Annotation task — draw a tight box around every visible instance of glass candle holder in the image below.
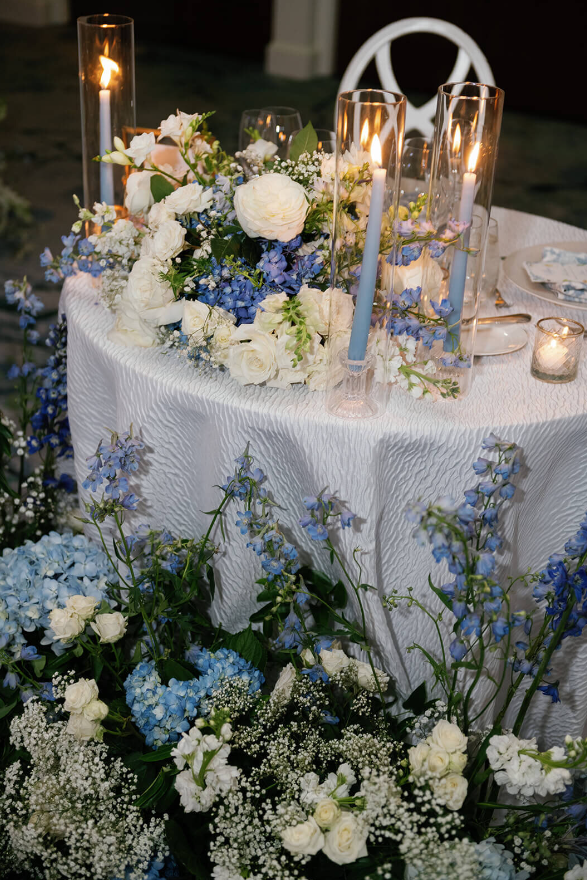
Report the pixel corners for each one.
[327,89,406,419]
[531,317,584,383]
[421,82,504,397]
[78,14,135,211]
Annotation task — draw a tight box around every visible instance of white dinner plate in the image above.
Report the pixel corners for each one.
[502,240,587,312]
[475,323,528,357]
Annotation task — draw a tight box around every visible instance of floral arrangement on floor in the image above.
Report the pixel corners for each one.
[41,111,470,398]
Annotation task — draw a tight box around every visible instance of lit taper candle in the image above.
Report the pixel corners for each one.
[98,55,118,205]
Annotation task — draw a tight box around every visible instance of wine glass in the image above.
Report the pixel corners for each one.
[260,106,303,158]
[287,128,336,157]
[238,109,268,152]
[400,136,431,207]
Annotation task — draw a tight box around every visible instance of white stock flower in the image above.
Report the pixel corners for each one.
[253,292,287,333]
[429,720,468,754]
[148,200,176,229]
[313,797,340,829]
[280,816,324,856]
[126,131,156,166]
[565,862,587,880]
[234,173,308,242]
[297,285,353,336]
[271,663,297,701]
[352,659,389,693]
[408,742,430,775]
[322,813,368,865]
[48,607,84,642]
[306,330,351,391]
[66,712,101,742]
[125,170,155,216]
[91,611,127,644]
[64,678,99,713]
[227,325,278,385]
[319,648,350,677]
[164,182,214,216]
[431,773,468,810]
[82,699,109,722]
[65,594,98,621]
[150,219,186,261]
[247,138,278,162]
[299,772,321,805]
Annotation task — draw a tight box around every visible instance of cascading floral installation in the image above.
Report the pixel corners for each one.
[41,111,470,398]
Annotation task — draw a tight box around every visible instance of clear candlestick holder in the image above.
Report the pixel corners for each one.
[326,353,379,420]
[531,317,584,383]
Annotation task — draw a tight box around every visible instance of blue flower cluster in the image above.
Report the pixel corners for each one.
[299,491,356,542]
[4,278,43,330]
[195,257,267,322]
[407,435,524,662]
[83,430,144,513]
[0,531,113,660]
[40,233,104,284]
[386,285,451,350]
[474,838,522,880]
[27,318,72,460]
[256,236,323,295]
[222,452,267,502]
[125,649,264,748]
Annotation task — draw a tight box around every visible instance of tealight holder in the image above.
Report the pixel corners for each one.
[531,317,584,383]
[77,14,135,211]
[326,89,406,419]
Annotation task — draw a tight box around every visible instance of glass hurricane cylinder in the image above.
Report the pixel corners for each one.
[77,14,135,212]
[531,317,584,383]
[327,89,406,419]
[420,82,504,397]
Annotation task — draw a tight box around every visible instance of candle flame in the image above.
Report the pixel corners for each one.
[453,124,461,154]
[99,55,119,89]
[562,325,570,337]
[468,142,481,173]
[360,119,369,147]
[371,133,382,167]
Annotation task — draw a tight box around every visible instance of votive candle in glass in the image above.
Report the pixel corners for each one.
[531,317,584,383]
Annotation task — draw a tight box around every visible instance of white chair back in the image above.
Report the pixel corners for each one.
[337,17,495,138]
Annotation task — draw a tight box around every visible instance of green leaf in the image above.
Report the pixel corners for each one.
[240,235,261,267]
[428,575,452,611]
[166,819,207,877]
[150,174,175,203]
[249,602,275,624]
[222,625,266,670]
[402,681,427,715]
[72,643,83,657]
[162,658,195,683]
[140,743,174,762]
[0,699,17,721]
[134,769,167,808]
[31,656,47,678]
[210,236,240,263]
[288,121,318,162]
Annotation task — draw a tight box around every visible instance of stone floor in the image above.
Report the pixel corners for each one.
[1,21,586,404]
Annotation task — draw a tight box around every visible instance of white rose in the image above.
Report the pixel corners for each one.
[234,173,308,242]
[82,699,109,722]
[449,751,468,774]
[148,200,176,230]
[281,816,324,856]
[164,182,214,216]
[126,131,156,167]
[66,713,101,742]
[297,286,353,336]
[408,742,430,775]
[319,648,350,677]
[322,813,368,865]
[306,330,351,391]
[426,745,451,777]
[65,594,98,621]
[228,326,278,385]
[109,300,160,348]
[150,219,186,261]
[181,299,219,343]
[64,678,99,713]
[90,611,127,644]
[125,257,174,314]
[247,138,278,162]
[300,648,315,666]
[210,321,236,364]
[386,253,444,298]
[159,111,201,143]
[429,720,468,754]
[431,773,468,810]
[314,798,340,829]
[253,292,288,332]
[272,663,297,701]
[125,170,155,216]
[48,608,84,642]
[147,143,190,179]
[352,659,389,693]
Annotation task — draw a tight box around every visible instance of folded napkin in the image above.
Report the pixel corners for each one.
[524,246,587,301]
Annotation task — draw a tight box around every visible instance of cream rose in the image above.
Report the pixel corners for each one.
[82,699,109,722]
[164,182,214,216]
[90,611,127,644]
[125,170,155,216]
[109,300,160,348]
[182,300,219,343]
[319,648,350,677]
[408,742,430,775]
[67,713,101,742]
[314,798,340,829]
[449,751,468,774]
[150,219,186,261]
[393,253,444,297]
[148,200,176,230]
[48,608,84,642]
[124,257,174,314]
[65,594,98,621]
[426,745,451,777]
[234,173,308,242]
[297,286,353,336]
[281,816,324,856]
[210,321,236,364]
[272,664,297,701]
[64,678,99,713]
[253,292,288,333]
[322,813,368,865]
[228,326,278,385]
[431,773,468,810]
[429,720,468,754]
[352,659,389,693]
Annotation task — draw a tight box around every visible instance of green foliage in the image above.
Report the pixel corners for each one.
[150,174,175,203]
[289,121,318,162]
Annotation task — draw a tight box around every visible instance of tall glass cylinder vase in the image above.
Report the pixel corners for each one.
[77,14,135,212]
[327,89,406,419]
[421,82,504,397]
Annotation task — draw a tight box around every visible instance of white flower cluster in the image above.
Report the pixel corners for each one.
[408,719,469,810]
[301,646,390,693]
[172,718,239,812]
[0,699,167,879]
[62,676,109,741]
[487,732,572,798]
[47,593,126,645]
[566,861,587,880]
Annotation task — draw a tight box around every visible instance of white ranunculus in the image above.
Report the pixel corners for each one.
[429,720,468,754]
[148,200,176,230]
[247,138,278,162]
[164,182,214,216]
[234,173,308,242]
[322,813,368,865]
[352,659,389,693]
[253,292,288,333]
[126,131,156,166]
[150,219,186,261]
[297,286,353,337]
[65,594,98,621]
[314,798,340,829]
[426,745,451,777]
[431,773,468,810]
[82,698,109,722]
[90,611,127,644]
[64,678,99,713]
[319,648,350,677]
[66,712,101,742]
[48,608,84,642]
[408,742,430,775]
[227,326,278,385]
[281,816,324,856]
[272,663,297,701]
[125,170,155,216]
[125,257,174,314]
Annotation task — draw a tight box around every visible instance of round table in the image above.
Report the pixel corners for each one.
[63,206,587,742]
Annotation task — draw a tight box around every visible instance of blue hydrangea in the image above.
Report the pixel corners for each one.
[189,645,265,714]
[474,838,523,880]
[0,531,114,657]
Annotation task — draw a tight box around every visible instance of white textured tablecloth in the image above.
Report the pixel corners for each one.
[63,206,587,743]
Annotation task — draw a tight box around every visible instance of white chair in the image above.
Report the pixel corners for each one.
[337,17,495,138]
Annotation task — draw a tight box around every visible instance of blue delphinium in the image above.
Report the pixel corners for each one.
[27,318,72,460]
[83,428,144,520]
[299,491,356,541]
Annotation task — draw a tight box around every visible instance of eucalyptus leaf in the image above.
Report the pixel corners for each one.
[288,121,318,162]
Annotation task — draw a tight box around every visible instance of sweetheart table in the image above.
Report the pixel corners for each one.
[63,205,587,742]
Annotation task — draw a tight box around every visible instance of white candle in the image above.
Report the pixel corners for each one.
[535,334,569,373]
[99,55,118,206]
